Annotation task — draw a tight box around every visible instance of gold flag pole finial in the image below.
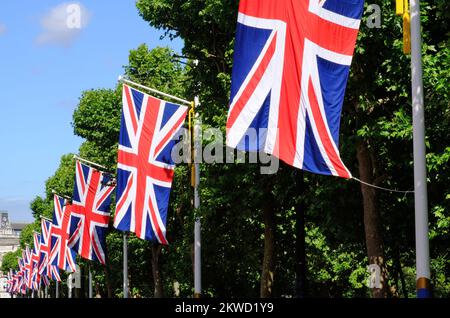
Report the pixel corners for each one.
[396,0,404,16]
[397,0,411,54]
[189,101,196,188]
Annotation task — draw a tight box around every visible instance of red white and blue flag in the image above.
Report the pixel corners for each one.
[30,232,42,290]
[113,84,188,243]
[49,194,77,272]
[5,269,13,293]
[39,218,61,282]
[17,257,26,294]
[226,0,364,178]
[23,245,33,289]
[68,160,115,264]
[12,271,22,295]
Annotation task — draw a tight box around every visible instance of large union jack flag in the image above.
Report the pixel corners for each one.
[49,194,77,273]
[113,84,188,243]
[68,160,115,264]
[226,0,364,178]
[39,218,61,282]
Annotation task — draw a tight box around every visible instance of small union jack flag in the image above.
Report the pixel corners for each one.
[23,245,34,290]
[68,160,115,264]
[12,271,21,294]
[113,84,188,243]
[49,194,77,273]
[17,257,26,294]
[39,218,61,282]
[5,269,13,294]
[15,258,26,293]
[30,232,42,290]
[226,0,364,178]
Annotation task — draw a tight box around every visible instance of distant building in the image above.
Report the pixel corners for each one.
[0,211,29,298]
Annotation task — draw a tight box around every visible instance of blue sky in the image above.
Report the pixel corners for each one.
[0,1,183,222]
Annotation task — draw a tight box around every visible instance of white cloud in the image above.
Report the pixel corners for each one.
[0,23,6,35]
[35,2,92,47]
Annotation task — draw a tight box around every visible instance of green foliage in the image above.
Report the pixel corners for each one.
[30,195,52,220]
[125,45,186,97]
[45,154,77,198]
[72,88,121,150]
[1,249,22,272]
[19,224,39,248]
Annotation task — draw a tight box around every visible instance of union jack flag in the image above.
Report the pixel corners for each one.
[12,271,21,294]
[17,257,26,294]
[39,218,61,282]
[113,84,188,243]
[49,194,77,272]
[30,232,42,290]
[23,245,34,289]
[226,0,364,178]
[5,269,13,293]
[68,161,115,264]
[10,270,19,294]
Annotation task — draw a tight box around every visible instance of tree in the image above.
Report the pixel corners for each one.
[1,249,22,272]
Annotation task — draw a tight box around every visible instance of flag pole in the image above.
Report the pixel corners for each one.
[88,265,93,298]
[51,190,72,202]
[118,76,192,106]
[73,155,109,172]
[410,0,431,298]
[193,96,202,298]
[295,170,306,298]
[123,232,129,298]
[55,280,59,298]
[68,272,72,299]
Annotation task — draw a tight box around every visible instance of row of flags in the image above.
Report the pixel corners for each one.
[5,218,60,295]
[4,84,189,295]
[5,0,366,296]
[4,164,117,295]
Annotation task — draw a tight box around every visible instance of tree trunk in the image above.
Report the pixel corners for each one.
[395,247,408,298]
[260,199,275,298]
[151,243,164,298]
[104,252,114,298]
[78,266,84,298]
[295,170,306,298]
[356,139,391,298]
